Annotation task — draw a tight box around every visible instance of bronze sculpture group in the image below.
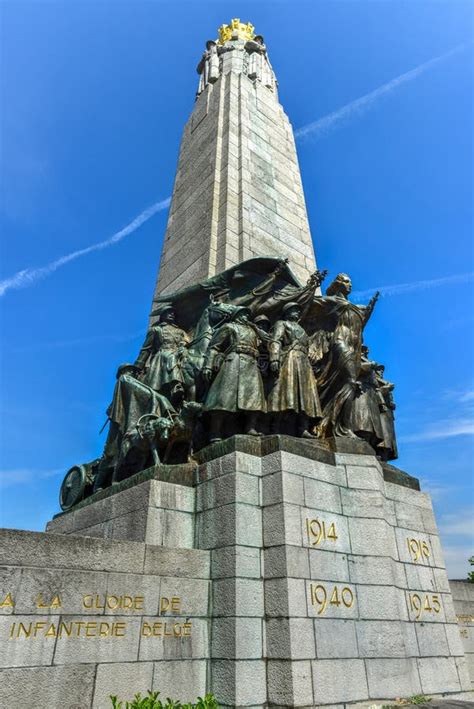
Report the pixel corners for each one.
[60,258,398,508]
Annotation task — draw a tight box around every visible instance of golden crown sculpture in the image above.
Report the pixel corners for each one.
[217,19,255,45]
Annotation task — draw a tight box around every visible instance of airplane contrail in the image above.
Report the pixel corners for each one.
[351,271,474,300]
[0,197,171,297]
[295,44,468,141]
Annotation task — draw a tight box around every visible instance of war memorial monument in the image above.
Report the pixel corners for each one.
[1,19,473,708]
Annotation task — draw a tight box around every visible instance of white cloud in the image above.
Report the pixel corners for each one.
[0,467,63,490]
[0,197,170,297]
[442,544,474,580]
[400,417,474,443]
[295,44,468,141]
[351,271,474,300]
[419,479,458,502]
[439,507,474,538]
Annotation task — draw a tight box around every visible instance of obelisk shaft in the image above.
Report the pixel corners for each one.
[155,34,317,297]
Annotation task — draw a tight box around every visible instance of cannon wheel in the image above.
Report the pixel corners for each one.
[59,464,88,511]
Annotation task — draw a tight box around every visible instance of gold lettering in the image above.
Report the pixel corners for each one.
[18,622,32,638]
[114,622,126,638]
[83,594,145,611]
[407,537,430,564]
[85,622,98,637]
[408,592,441,620]
[342,587,354,608]
[36,593,62,609]
[99,622,111,638]
[9,622,15,638]
[106,595,120,610]
[310,583,355,616]
[82,595,93,609]
[75,621,86,637]
[306,518,338,546]
[58,622,73,638]
[0,592,15,608]
[160,597,170,613]
[171,597,181,613]
[33,622,46,637]
[50,595,62,609]
[183,622,192,637]
[94,595,105,610]
[141,622,152,637]
[36,593,47,608]
[45,623,57,638]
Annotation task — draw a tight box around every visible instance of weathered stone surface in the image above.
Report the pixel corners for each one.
[152,659,207,703]
[92,661,154,708]
[308,548,350,582]
[365,657,422,697]
[417,656,462,693]
[356,620,415,658]
[313,618,358,659]
[0,529,146,573]
[266,617,316,659]
[48,479,196,547]
[211,545,261,579]
[211,617,262,659]
[212,578,263,617]
[266,659,314,706]
[211,659,267,706]
[143,545,210,578]
[0,664,96,708]
[311,658,368,703]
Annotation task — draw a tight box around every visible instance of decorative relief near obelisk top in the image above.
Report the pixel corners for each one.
[197,19,277,96]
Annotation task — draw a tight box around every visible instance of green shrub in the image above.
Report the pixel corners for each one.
[110,691,219,709]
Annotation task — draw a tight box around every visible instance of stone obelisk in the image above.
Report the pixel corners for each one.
[154,19,317,296]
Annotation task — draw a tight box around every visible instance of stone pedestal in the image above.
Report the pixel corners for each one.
[1,436,472,707]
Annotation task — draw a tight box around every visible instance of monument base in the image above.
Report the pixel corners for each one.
[1,436,472,707]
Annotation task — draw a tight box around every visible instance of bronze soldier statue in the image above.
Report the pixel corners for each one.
[134,304,191,400]
[306,274,379,438]
[268,302,322,438]
[202,305,266,442]
[93,363,175,491]
[351,345,385,449]
[375,365,398,460]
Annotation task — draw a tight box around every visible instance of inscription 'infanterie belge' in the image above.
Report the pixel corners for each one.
[8,619,193,639]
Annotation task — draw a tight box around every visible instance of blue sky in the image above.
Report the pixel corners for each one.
[1,1,472,577]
